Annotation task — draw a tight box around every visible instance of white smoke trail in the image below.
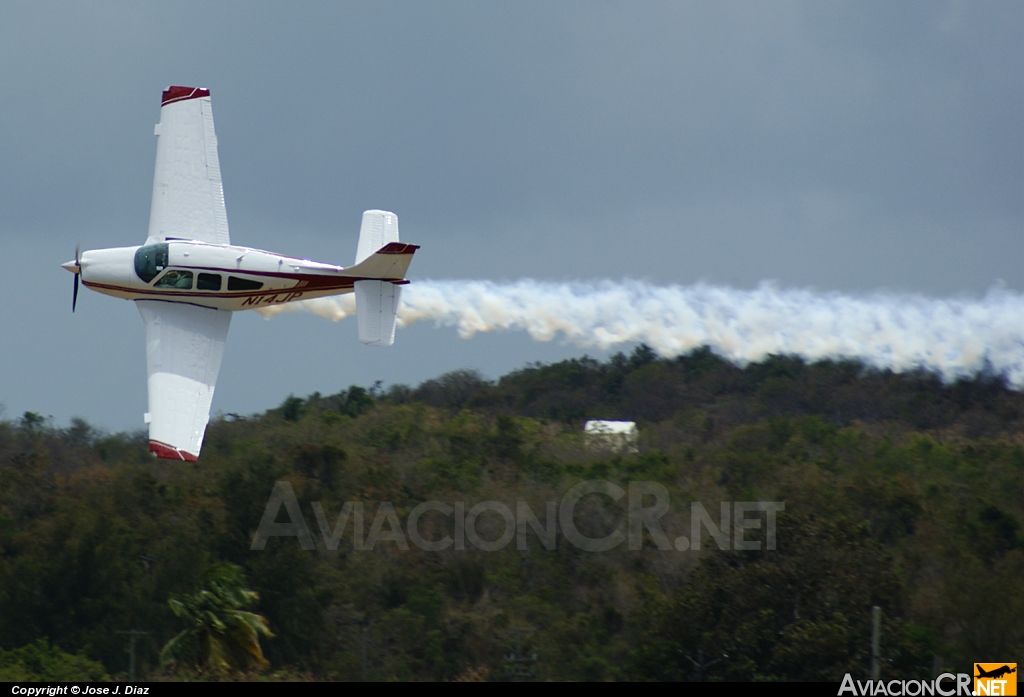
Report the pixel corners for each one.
[256,280,1024,386]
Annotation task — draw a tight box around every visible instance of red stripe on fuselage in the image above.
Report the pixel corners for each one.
[81,279,352,300]
[82,274,406,301]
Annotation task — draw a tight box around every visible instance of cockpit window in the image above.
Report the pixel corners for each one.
[154,269,194,289]
[134,243,169,283]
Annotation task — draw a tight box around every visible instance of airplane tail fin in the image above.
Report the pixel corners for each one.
[351,210,417,346]
[355,210,399,265]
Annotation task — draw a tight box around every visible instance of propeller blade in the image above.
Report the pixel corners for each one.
[70,243,82,312]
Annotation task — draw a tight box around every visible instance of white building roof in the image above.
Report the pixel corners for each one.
[584,420,638,435]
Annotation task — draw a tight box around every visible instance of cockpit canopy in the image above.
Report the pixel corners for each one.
[135,243,169,283]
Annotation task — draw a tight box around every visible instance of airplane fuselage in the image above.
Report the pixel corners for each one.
[73,239,414,312]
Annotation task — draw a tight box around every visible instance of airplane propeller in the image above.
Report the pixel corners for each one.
[73,244,80,312]
[61,245,81,312]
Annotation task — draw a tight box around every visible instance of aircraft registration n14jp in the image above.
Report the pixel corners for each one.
[61,86,418,462]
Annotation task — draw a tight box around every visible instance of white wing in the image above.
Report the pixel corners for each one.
[137,300,231,460]
[147,86,230,245]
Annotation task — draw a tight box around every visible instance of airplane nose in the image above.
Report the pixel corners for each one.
[62,260,81,274]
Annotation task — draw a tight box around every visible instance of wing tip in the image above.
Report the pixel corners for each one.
[162,86,210,106]
[150,440,199,462]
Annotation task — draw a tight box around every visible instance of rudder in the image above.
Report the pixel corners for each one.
[356,210,399,265]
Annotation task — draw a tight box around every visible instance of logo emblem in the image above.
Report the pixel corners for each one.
[975,664,1017,696]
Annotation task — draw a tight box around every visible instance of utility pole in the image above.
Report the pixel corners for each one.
[359,621,371,682]
[870,606,882,681]
[502,628,537,681]
[335,611,374,681]
[687,648,728,682]
[116,630,149,681]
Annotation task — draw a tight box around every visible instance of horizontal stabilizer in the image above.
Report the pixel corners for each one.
[344,241,419,280]
[355,280,401,346]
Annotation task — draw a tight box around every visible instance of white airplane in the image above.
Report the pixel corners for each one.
[62,86,417,462]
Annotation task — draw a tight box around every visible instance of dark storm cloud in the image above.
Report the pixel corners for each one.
[0,2,1021,429]
[3,4,1020,248]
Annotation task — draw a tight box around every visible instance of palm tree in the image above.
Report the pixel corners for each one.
[160,563,273,675]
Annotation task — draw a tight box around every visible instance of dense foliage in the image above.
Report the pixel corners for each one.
[0,640,108,681]
[1,347,1022,680]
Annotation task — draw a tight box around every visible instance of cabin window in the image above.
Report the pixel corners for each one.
[228,276,263,291]
[154,269,194,289]
[197,273,222,291]
[134,243,169,283]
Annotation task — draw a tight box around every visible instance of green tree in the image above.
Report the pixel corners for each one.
[160,563,273,675]
[0,639,108,681]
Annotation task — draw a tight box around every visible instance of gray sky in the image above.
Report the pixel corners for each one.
[1,1,1021,432]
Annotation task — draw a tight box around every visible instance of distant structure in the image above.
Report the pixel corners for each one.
[584,420,639,453]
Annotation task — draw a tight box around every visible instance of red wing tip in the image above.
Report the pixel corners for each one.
[150,440,199,462]
[162,86,210,106]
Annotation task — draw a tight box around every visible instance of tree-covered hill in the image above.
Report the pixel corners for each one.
[1,347,1022,680]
